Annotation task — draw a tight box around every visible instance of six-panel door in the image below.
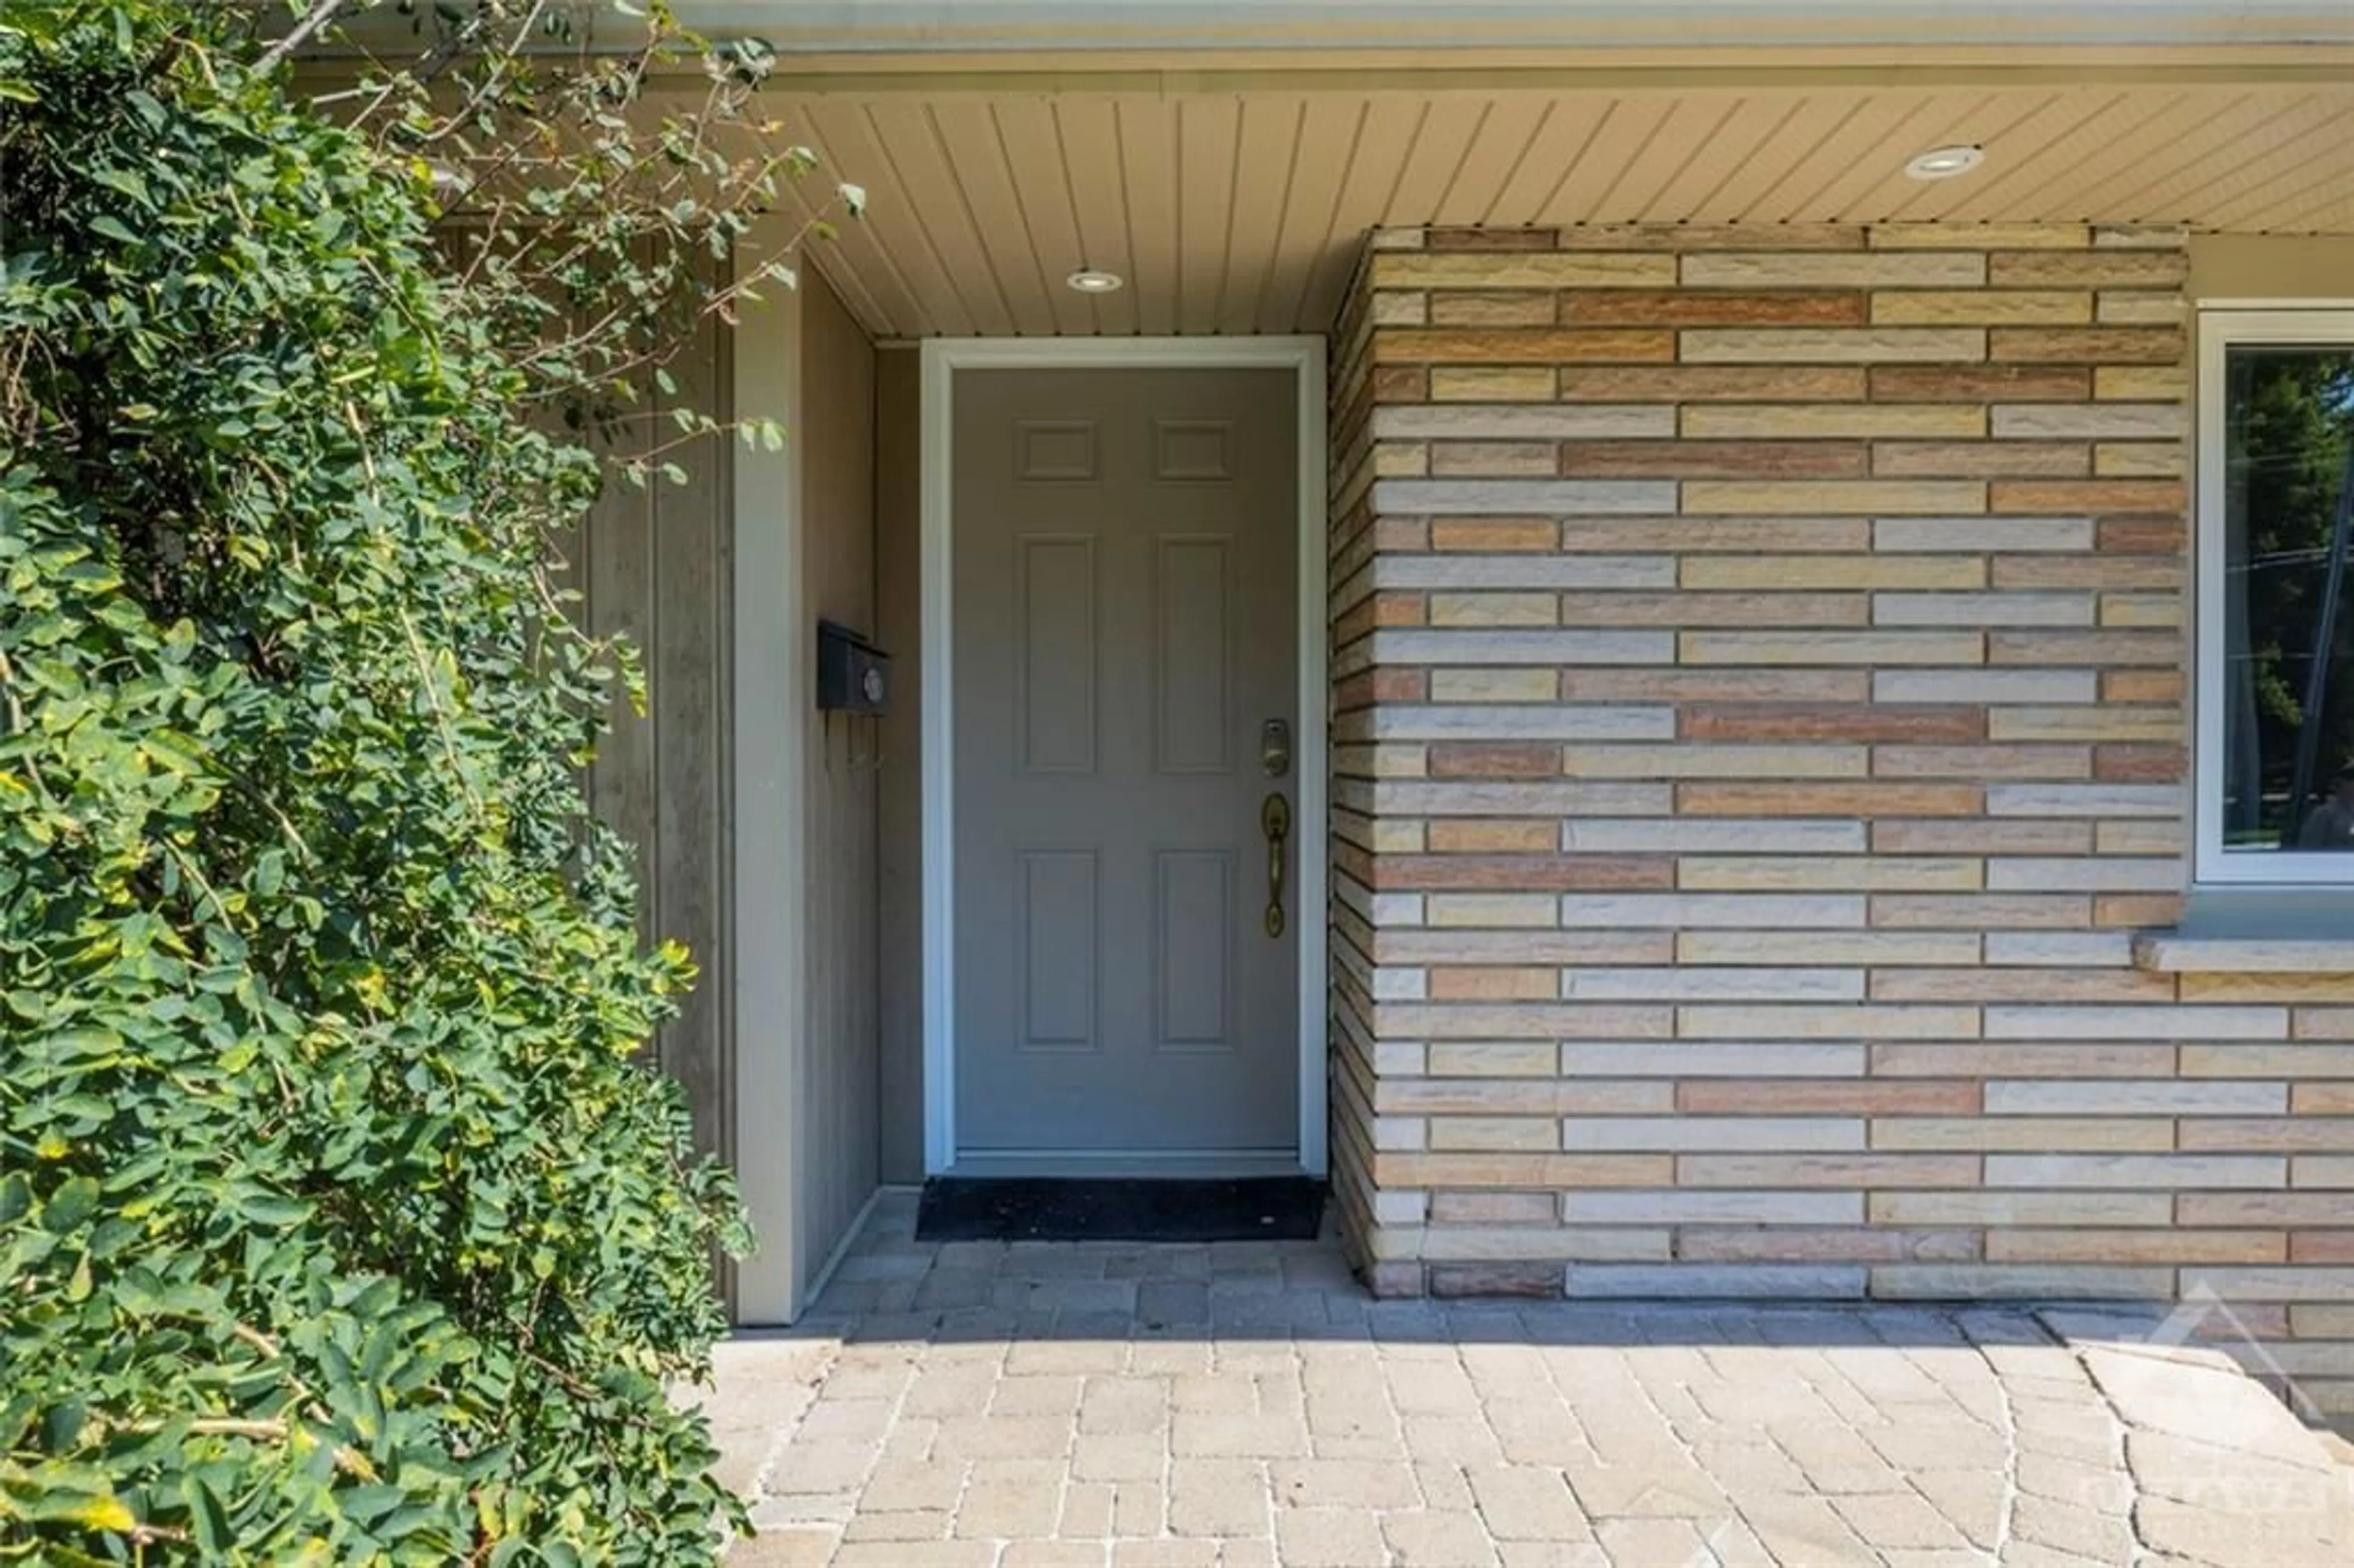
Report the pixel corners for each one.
[953,366,1300,1163]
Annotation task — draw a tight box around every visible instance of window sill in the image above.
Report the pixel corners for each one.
[2136,886,2354,972]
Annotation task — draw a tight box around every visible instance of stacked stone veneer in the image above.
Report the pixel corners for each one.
[1325,221,2354,1418]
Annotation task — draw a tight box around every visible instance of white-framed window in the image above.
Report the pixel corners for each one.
[2196,308,2354,885]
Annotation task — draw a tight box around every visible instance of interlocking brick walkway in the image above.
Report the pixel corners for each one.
[698,1192,2353,1567]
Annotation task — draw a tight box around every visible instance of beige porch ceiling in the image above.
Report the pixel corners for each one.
[777,77,2354,338]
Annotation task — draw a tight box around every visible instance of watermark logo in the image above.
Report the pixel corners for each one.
[2142,1277,2326,1426]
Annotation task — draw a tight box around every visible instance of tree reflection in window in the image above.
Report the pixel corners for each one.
[2223,345,2354,853]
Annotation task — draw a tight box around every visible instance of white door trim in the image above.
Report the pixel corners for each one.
[918,336,1329,1179]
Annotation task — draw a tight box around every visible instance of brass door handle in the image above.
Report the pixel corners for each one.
[1262,793,1291,938]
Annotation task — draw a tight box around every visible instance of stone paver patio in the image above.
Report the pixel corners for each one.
[698,1192,2354,1567]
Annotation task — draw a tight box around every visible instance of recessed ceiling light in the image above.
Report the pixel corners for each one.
[1066,268,1125,294]
[1904,145,1985,181]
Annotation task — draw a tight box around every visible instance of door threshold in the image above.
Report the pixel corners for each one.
[916,1175,1325,1243]
[945,1148,1305,1181]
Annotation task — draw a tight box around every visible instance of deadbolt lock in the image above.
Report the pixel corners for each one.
[1261,718,1292,778]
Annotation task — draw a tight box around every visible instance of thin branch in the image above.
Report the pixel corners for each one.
[127,1416,376,1478]
[409,0,559,150]
[0,647,61,812]
[341,399,485,816]
[161,837,232,925]
[215,758,316,862]
[254,0,353,75]
[232,1322,283,1360]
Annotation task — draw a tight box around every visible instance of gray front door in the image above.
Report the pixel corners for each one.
[953,366,1299,1166]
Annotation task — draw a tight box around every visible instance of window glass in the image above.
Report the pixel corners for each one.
[2220,343,2354,856]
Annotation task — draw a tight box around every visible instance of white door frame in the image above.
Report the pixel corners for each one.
[918,337,1329,1179]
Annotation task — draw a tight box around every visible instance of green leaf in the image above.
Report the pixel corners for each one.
[40,1177,99,1233]
[93,166,149,204]
[47,1026,124,1061]
[233,1191,313,1228]
[23,1485,135,1533]
[184,1474,230,1554]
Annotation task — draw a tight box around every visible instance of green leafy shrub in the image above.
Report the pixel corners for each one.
[0,2,824,1558]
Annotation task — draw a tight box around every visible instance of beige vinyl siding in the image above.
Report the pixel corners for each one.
[875,346,927,1183]
[797,270,884,1282]
[577,262,736,1171]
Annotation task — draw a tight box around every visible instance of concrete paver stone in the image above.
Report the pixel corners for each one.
[702,1193,2354,1567]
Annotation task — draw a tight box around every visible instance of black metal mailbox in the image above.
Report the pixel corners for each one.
[816,619,891,715]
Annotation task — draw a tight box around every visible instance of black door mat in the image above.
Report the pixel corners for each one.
[915,1177,1325,1243]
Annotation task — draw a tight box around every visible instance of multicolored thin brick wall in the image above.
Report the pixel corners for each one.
[1325,221,2354,1418]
